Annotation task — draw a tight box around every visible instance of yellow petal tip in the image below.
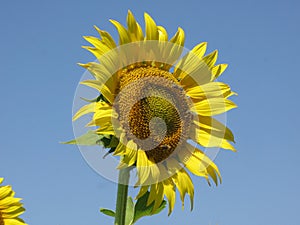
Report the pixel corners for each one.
[77,63,89,68]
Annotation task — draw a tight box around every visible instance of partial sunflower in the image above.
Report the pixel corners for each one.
[73,10,237,215]
[0,178,27,225]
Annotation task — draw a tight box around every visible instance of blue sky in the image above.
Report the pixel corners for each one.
[1,0,299,225]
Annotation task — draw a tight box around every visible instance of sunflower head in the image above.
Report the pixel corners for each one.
[115,67,194,164]
[72,10,237,215]
[0,178,27,225]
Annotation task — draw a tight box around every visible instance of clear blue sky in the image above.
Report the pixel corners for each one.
[1,0,299,225]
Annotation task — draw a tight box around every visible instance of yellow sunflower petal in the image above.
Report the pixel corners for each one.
[202,50,218,68]
[211,64,228,80]
[113,143,126,156]
[83,36,102,49]
[136,23,144,41]
[87,115,111,127]
[136,150,160,185]
[173,42,207,79]
[157,26,168,41]
[206,164,221,185]
[117,141,137,167]
[2,207,25,218]
[120,149,137,168]
[0,179,26,224]
[0,197,22,208]
[1,205,23,214]
[163,179,176,215]
[150,163,160,184]
[192,127,236,151]
[90,103,115,126]
[169,27,185,46]
[96,123,115,135]
[83,33,115,55]
[79,62,117,92]
[163,28,185,70]
[186,82,233,100]
[125,140,137,153]
[136,185,149,199]
[168,161,194,210]
[191,98,237,116]
[176,61,213,90]
[81,45,111,60]
[72,103,95,121]
[194,116,235,143]
[80,80,114,104]
[136,150,151,185]
[110,19,131,45]
[147,183,156,205]
[180,144,221,185]
[78,62,107,79]
[191,42,207,59]
[147,182,164,212]
[174,42,214,89]
[127,10,144,41]
[2,218,27,225]
[178,150,208,178]
[179,66,212,90]
[144,13,158,40]
[0,186,13,200]
[94,26,117,49]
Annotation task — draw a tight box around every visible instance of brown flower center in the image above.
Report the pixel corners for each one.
[115,66,192,163]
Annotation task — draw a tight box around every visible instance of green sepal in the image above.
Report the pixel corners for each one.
[100,208,115,217]
[80,95,101,103]
[132,191,167,224]
[100,135,118,148]
[61,130,103,145]
[62,131,119,149]
[80,93,108,103]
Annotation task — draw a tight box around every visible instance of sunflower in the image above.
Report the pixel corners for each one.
[73,10,236,215]
[0,178,27,225]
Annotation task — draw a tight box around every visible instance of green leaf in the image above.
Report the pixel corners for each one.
[61,130,102,145]
[133,191,166,223]
[99,198,134,224]
[100,208,115,217]
[125,197,134,225]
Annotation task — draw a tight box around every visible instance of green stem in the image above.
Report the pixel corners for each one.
[114,168,130,225]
